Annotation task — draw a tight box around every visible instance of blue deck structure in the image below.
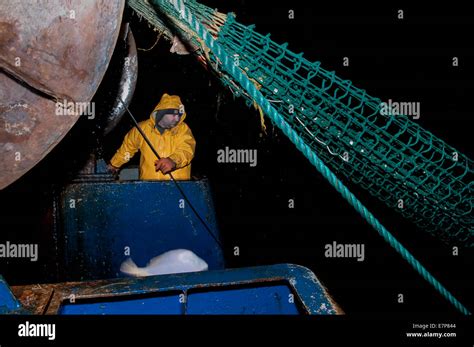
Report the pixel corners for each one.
[0,166,341,315]
[0,276,23,315]
[0,161,342,315]
[2,264,341,315]
[58,178,224,280]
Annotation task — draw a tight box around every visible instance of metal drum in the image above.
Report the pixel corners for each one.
[0,0,125,189]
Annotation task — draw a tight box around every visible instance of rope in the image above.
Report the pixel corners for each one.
[154,0,471,315]
[138,31,162,51]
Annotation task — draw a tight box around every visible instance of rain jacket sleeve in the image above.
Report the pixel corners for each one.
[168,123,196,169]
[110,126,143,168]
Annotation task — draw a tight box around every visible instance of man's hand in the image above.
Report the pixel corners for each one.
[155,158,176,174]
[107,163,120,177]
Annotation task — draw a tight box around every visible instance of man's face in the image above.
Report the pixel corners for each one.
[157,113,181,129]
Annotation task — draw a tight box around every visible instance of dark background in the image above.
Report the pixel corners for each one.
[0,1,472,315]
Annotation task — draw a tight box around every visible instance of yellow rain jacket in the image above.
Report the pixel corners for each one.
[110,94,196,180]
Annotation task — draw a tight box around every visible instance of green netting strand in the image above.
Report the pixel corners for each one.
[213,14,473,247]
[132,0,473,246]
[127,0,472,314]
[155,0,471,314]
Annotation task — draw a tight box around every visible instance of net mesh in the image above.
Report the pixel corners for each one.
[128,0,474,247]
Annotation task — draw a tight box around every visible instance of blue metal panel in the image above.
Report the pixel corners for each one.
[47,264,338,315]
[187,284,300,314]
[59,179,224,280]
[0,275,24,314]
[59,292,184,315]
[58,283,300,315]
[3,264,340,314]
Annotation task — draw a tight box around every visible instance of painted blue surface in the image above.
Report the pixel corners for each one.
[1,264,339,315]
[59,292,184,315]
[187,284,300,314]
[59,283,299,315]
[59,179,224,280]
[0,275,23,314]
[55,264,337,315]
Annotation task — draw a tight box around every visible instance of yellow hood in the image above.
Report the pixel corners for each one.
[150,93,187,126]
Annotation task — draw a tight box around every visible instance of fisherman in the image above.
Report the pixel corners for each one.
[108,93,196,180]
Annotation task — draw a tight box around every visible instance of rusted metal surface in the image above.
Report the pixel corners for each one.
[0,0,125,101]
[0,0,125,189]
[103,23,138,135]
[0,74,82,189]
[13,285,55,315]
